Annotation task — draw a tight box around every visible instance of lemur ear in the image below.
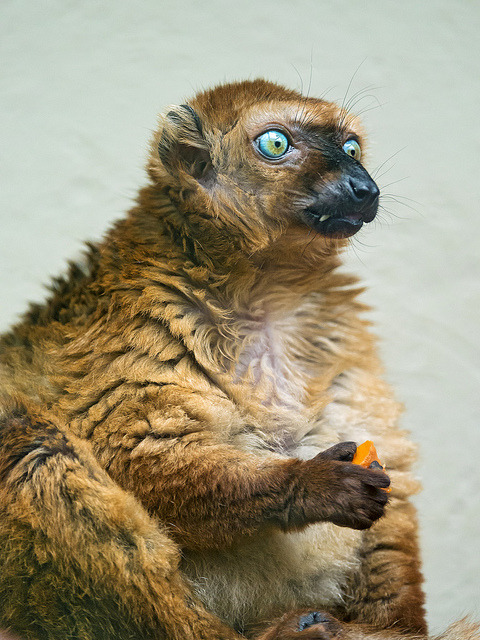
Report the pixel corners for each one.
[158,104,214,185]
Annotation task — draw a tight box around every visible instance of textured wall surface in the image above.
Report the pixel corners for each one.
[1,0,479,631]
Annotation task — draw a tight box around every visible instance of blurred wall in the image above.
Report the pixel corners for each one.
[1,0,479,631]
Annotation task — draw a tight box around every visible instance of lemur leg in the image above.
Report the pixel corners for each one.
[258,615,479,640]
[341,496,427,634]
[0,407,240,640]
[257,498,426,640]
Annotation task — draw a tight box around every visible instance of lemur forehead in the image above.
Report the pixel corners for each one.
[242,100,363,140]
[187,79,363,141]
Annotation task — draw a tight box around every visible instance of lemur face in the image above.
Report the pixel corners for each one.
[237,100,379,240]
[150,80,379,247]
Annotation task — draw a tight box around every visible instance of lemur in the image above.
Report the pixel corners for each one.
[0,79,476,640]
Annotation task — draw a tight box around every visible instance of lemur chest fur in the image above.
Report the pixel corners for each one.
[221,295,354,449]
[233,313,309,409]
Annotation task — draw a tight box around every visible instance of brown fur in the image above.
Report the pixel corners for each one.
[0,79,476,640]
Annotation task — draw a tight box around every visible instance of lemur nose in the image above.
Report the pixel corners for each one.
[348,177,379,205]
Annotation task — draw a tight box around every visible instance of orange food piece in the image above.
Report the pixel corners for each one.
[352,440,380,468]
[352,440,391,492]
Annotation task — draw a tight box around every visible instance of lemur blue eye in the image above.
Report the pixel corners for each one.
[343,139,362,161]
[256,130,290,159]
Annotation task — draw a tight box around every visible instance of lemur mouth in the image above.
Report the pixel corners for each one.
[302,173,380,239]
[303,200,378,239]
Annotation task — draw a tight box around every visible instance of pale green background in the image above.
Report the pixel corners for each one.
[1,0,479,631]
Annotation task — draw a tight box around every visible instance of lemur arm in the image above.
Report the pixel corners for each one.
[83,385,389,551]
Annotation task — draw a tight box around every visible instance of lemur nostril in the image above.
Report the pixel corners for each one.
[352,183,369,200]
[349,177,379,203]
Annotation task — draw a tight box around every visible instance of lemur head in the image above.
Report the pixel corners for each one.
[148,79,379,255]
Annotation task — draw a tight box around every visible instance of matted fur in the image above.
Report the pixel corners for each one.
[0,79,475,640]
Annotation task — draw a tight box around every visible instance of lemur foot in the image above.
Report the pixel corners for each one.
[257,610,343,640]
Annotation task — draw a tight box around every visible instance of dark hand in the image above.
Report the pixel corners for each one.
[289,441,390,530]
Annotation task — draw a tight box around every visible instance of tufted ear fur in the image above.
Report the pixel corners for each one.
[158,104,214,186]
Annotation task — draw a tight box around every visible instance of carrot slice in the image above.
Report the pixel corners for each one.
[352,440,391,492]
[352,440,379,467]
